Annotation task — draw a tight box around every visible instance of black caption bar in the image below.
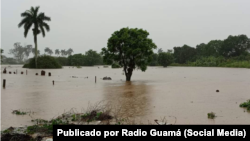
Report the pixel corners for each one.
[53,125,250,140]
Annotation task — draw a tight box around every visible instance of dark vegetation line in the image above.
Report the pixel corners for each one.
[2,34,250,68]
[150,34,250,68]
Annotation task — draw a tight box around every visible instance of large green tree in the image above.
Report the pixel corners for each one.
[220,35,250,57]
[101,27,157,81]
[18,6,51,68]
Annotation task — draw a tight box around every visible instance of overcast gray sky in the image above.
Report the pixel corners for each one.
[2,0,250,57]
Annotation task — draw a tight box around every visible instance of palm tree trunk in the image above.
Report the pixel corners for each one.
[34,34,38,68]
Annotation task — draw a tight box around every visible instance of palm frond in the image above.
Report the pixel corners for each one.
[18,17,31,28]
[31,7,35,13]
[37,13,44,18]
[21,12,32,17]
[34,6,40,17]
[24,23,33,37]
[39,24,46,37]
[42,22,50,32]
[35,6,40,13]
[43,15,51,21]
[37,13,51,21]
[26,10,34,16]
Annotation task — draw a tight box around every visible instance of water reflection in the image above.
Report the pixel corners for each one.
[103,81,152,120]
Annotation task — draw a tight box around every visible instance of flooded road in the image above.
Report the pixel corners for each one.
[1,65,250,129]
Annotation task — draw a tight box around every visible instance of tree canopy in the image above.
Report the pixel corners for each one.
[101,27,157,81]
[220,35,250,57]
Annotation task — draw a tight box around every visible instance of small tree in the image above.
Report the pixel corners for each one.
[158,52,174,67]
[9,42,32,63]
[101,27,157,81]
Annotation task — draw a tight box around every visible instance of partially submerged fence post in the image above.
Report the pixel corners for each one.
[26,70,27,75]
[95,76,96,83]
[3,79,6,88]
[53,80,54,85]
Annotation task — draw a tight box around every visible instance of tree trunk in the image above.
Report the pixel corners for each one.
[34,34,38,68]
[126,74,131,81]
[125,68,133,81]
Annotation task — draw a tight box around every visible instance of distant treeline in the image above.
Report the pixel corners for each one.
[149,34,250,68]
[55,49,103,66]
[2,34,250,68]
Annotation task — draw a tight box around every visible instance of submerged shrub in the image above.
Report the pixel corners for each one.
[240,100,250,111]
[207,112,216,119]
[23,55,62,69]
[111,63,121,68]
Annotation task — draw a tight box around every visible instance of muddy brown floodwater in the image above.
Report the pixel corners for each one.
[1,65,250,129]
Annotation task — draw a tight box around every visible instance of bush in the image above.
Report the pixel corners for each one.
[55,57,68,66]
[111,63,121,68]
[23,55,62,69]
[158,52,174,67]
[240,100,250,111]
[183,56,250,68]
[22,63,30,68]
[191,56,225,67]
[207,112,216,119]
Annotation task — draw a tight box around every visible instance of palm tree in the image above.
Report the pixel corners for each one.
[61,49,67,57]
[67,48,74,56]
[44,47,53,55]
[18,6,51,68]
[55,49,60,56]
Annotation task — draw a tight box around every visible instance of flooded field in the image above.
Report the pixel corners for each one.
[1,65,250,129]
